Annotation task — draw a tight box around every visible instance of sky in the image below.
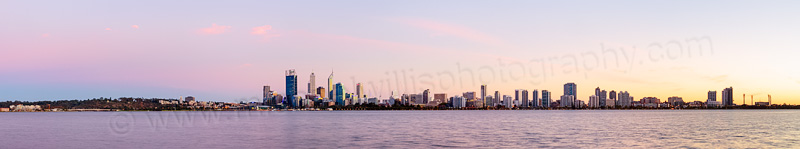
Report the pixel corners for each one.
[1,0,799,104]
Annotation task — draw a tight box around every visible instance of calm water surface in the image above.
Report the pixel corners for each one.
[1,110,799,148]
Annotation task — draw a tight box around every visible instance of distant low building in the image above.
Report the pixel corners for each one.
[185,96,196,102]
[706,101,721,107]
[0,108,9,112]
[451,96,466,108]
[688,101,704,107]
[10,104,41,112]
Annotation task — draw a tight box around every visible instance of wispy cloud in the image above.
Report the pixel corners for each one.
[251,25,271,35]
[131,25,139,29]
[251,25,280,40]
[41,33,50,37]
[198,23,231,35]
[105,28,112,31]
[390,18,507,47]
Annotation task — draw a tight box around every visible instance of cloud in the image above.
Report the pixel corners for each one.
[131,25,139,29]
[199,23,231,35]
[251,25,272,35]
[251,25,280,40]
[105,28,112,31]
[41,33,50,37]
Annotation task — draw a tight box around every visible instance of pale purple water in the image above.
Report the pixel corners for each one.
[1,110,798,148]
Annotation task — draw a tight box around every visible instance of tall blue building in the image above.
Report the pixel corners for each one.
[335,83,345,106]
[285,69,298,107]
[541,90,551,107]
[564,83,577,98]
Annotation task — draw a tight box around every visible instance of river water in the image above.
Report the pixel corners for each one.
[1,110,798,148]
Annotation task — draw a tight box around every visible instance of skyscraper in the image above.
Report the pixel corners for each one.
[564,82,577,98]
[707,91,717,103]
[316,87,326,99]
[601,90,607,107]
[595,87,606,107]
[481,85,487,103]
[285,69,298,107]
[515,89,521,107]
[541,90,551,108]
[263,85,271,103]
[494,91,500,107]
[520,89,529,108]
[335,83,345,106]
[309,72,316,95]
[423,89,430,104]
[357,83,364,104]
[618,91,631,107]
[531,90,539,108]
[722,87,733,106]
[328,70,334,100]
[609,90,616,106]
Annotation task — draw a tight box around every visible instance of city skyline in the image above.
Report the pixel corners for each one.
[264,68,774,108]
[1,1,799,104]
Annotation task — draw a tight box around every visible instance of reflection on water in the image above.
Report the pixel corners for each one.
[1,110,798,148]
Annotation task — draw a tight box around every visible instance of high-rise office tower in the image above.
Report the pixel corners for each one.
[263,85,271,102]
[335,83,345,106]
[481,85,487,103]
[617,91,631,107]
[515,90,521,107]
[722,87,733,106]
[309,72,316,95]
[494,91,500,107]
[357,83,364,103]
[328,70,334,100]
[707,91,717,103]
[521,89,529,108]
[601,90,607,107]
[316,87,326,99]
[542,90,551,108]
[285,69,298,107]
[609,90,617,106]
[532,90,539,108]
[423,89,430,104]
[595,87,606,107]
[564,83,577,98]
